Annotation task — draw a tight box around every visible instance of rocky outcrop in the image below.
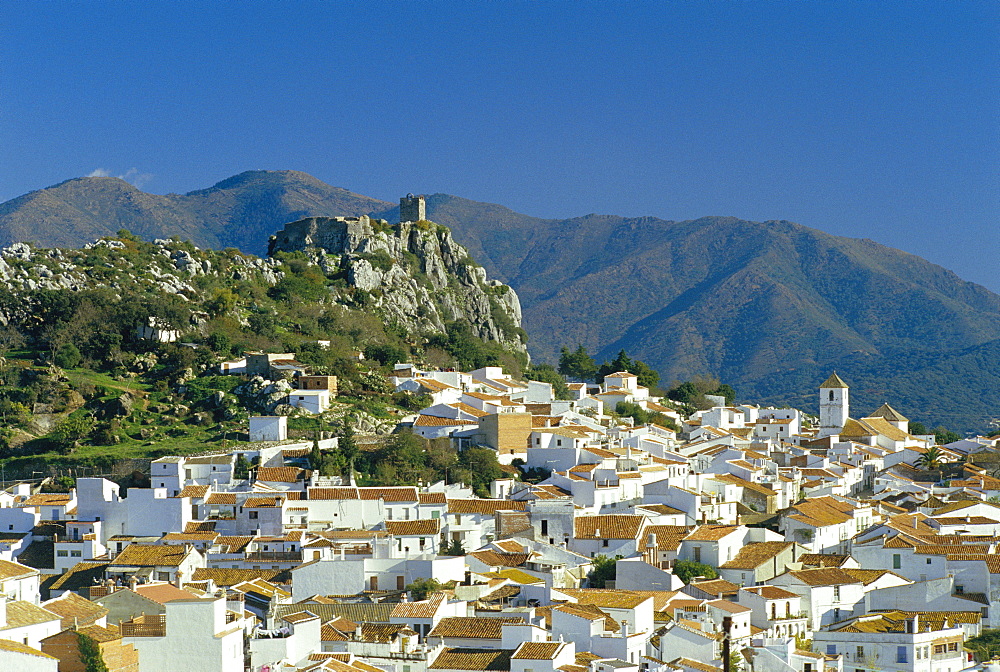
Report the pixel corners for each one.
[269,216,527,354]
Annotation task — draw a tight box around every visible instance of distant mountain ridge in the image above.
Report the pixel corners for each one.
[0,171,390,255]
[2,171,998,431]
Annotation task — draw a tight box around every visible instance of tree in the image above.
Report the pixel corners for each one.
[234,454,252,480]
[443,538,466,556]
[524,363,571,400]
[672,559,718,584]
[50,414,94,453]
[404,577,443,601]
[458,446,503,497]
[558,345,597,382]
[588,554,621,588]
[54,342,82,369]
[596,349,660,388]
[339,421,359,478]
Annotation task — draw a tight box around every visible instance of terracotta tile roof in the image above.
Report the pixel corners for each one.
[785,496,855,528]
[0,558,38,580]
[162,531,220,542]
[512,642,563,660]
[0,601,60,630]
[0,638,57,659]
[308,487,361,500]
[386,519,441,536]
[46,561,109,592]
[194,568,286,588]
[18,493,72,507]
[574,515,645,540]
[469,551,531,568]
[184,521,218,532]
[429,616,524,639]
[321,622,351,642]
[205,493,237,505]
[359,487,419,502]
[274,602,393,624]
[842,568,905,586]
[787,567,863,586]
[832,610,973,633]
[554,603,620,631]
[282,610,320,625]
[448,499,527,514]
[741,585,799,600]
[415,415,479,427]
[135,582,200,604]
[256,466,306,483]
[110,544,191,567]
[557,588,651,609]
[213,536,254,553]
[684,525,740,542]
[42,592,109,629]
[429,647,513,670]
[798,553,851,568]
[719,541,793,569]
[686,578,740,596]
[391,593,446,618]
[176,485,209,498]
[639,525,693,552]
[420,492,448,504]
[244,496,285,508]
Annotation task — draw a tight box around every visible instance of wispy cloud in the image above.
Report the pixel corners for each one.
[118,167,153,189]
[86,166,153,189]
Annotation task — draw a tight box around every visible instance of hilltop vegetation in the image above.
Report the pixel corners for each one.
[0,226,525,478]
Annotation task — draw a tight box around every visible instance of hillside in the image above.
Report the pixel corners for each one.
[0,221,526,474]
[3,171,999,430]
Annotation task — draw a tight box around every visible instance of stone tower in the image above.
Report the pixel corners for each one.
[819,372,849,436]
[400,193,426,223]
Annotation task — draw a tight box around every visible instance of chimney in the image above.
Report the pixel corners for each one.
[621,619,629,639]
[355,624,363,640]
[594,528,601,539]
[174,568,184,589]
[906,614,918,634]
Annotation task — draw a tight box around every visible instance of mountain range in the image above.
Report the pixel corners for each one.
[2,170,998,432]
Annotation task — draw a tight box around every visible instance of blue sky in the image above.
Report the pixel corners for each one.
[3,1,998,290]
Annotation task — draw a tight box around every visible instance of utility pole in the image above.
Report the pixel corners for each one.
[722,615,732,672]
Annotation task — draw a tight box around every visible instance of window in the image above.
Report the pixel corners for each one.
[948,642,958,652]
[602,539,609,547]
[541,520,548,535]
[71,550,81,557]
[693,546,701,563]
[956,584,965,594]
[934,645,945,655]
[833,585,840,601]
[892,553,901,569]
[249,511,258,519]
[431,511,440,519]
[834,608,840,620]
[856,646,864,660]
[916,647,921,660]
[557,440,562,446]
[896,646,907,663]
[57,550,68,557]
[158,572,170,582]
[826,645,836,655]
[926,557,932,564]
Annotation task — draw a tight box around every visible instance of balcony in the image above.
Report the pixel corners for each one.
[244,551,301,563]
[121,614,166,637]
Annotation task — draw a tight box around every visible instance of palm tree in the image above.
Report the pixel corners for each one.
[917,446,944,483]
